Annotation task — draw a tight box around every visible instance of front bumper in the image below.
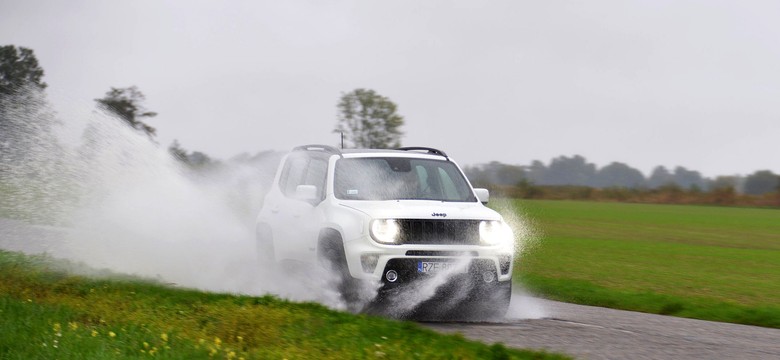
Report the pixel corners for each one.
[379,257,505,288]
[348,245,514,282]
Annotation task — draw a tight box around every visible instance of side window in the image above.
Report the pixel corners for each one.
[304,158,328,200]
[279,156,308,197]
[279,155,328,201]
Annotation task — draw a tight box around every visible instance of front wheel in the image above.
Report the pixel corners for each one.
[317,231,368,312]
[458,280,512,321]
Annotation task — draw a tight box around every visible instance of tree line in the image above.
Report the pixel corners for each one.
[3,44,778,206]
[464,156,780,205]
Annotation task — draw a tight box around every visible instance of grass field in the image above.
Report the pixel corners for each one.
[510,200,780,328]
[0,250,566,360]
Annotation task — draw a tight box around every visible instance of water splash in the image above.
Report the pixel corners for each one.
[1,86,343,308]
[491,198,549,319]
[1,86,547,319]
[376,258,473,318]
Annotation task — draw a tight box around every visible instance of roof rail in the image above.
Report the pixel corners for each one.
[396,146,448,158]
[292,144,342,157]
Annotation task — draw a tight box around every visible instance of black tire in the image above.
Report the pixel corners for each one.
[488,280,513,318]
[317,230,364,311]
[455,280,512,321]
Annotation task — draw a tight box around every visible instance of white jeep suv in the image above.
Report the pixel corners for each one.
[256,145,515,318]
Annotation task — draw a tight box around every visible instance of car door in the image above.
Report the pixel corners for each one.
[272,154,328,263]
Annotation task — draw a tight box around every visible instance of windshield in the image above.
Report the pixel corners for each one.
[334,157,477,202]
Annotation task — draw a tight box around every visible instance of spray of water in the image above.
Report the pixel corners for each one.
[1,87,344,308]
[1,87,547,320]
[376,258,472,319]
[491,198,549,320]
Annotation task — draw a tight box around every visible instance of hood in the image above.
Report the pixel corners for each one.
[338,199,502,221]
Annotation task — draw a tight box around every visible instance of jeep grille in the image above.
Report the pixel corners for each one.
[397,219,481,245]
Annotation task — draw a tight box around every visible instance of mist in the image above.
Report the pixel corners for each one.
[1,88,546,320]
[1,87,345,308]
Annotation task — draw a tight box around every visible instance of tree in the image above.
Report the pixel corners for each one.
[709,176,740,191]
[0,46,66,222]
[0,45,47,96]
[334,88,404,148]
[463,161,526,187]
[544,155,597,186]
[95,86,157,138]
[647,166,674,189]
[168,140,189,162]
[168,140,215,169]
[1,45,52,158]
[743,170,779,195]
[1,45,58,172]
[672,166,706,191]
[593,162,646,188]
[525,160,547,184]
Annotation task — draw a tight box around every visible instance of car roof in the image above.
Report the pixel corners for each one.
[291,145,449,160]
[341,149,446,160]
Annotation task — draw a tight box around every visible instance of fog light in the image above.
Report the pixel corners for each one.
[482,271,496,283]
[385,270,398,283]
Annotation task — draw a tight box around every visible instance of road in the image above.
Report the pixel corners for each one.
[3,218,780,359]
[425,295,780,359]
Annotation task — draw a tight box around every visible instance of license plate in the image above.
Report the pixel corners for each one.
[417,261,466,274]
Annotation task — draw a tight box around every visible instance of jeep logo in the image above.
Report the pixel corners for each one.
[431,212,447,218]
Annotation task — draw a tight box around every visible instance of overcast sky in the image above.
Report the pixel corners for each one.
[2,0,778,177]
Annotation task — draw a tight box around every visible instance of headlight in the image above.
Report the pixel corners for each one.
[479,220,512,246]
[370,219,400,244]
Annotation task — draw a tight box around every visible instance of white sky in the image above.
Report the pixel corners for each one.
[2,0,779,177]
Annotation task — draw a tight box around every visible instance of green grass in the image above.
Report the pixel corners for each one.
[0,250,567,360]
[509,200,780,328]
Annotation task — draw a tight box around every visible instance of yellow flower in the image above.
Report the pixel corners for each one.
[68,322,78,331]
[109,331,116,338]
[53,323,62,332]
[143,342,150,349]
[91,330,98,337]
[161,333,169,342]
[214,337,222,347]
[236,336,243,342]
[227,351,236,359]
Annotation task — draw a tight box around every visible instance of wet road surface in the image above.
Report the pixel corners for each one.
[425,293,780,359]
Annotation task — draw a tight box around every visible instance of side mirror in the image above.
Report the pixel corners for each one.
[474,188,489,205]
[294,185,318,201]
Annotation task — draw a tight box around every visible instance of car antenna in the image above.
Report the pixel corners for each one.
[340,131,344,149]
